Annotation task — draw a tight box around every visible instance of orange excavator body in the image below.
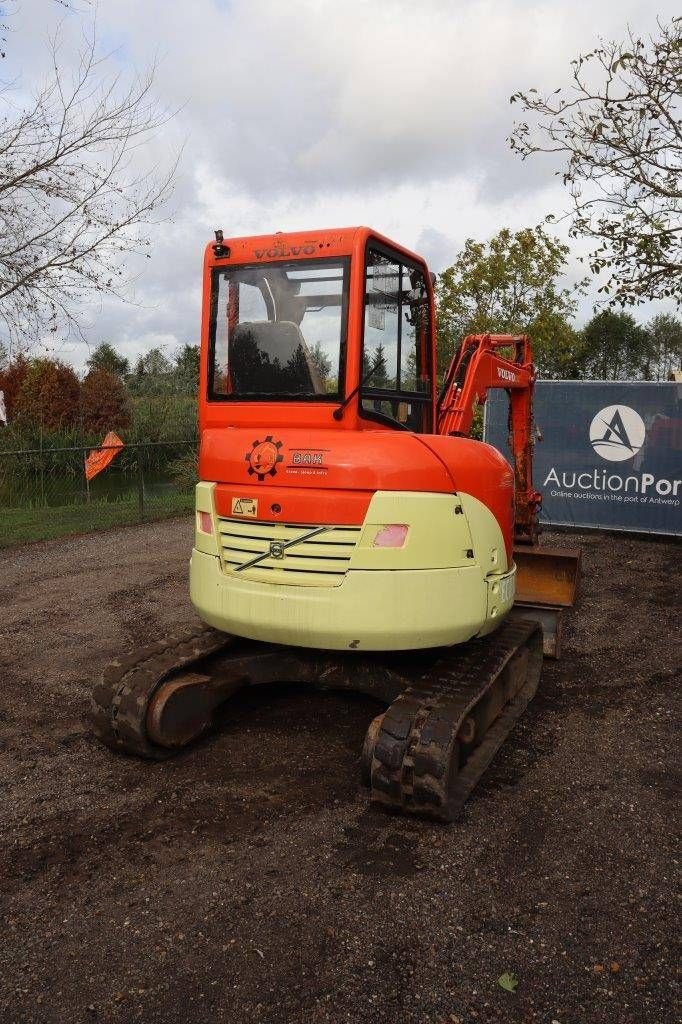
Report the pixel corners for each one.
[199,227,538,569]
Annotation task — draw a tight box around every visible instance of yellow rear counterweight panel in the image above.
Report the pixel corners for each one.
[190,485,515,651]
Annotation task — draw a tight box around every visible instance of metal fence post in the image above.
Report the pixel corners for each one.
[39,418,45,508]
[137,446,145,522]
[84,447,91,505]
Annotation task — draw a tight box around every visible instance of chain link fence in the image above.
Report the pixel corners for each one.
[0,440,197,547]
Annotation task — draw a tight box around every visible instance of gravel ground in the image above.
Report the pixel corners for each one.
[0,518,679,1024]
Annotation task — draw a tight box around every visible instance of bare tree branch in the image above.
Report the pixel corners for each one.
[0,24,177,353]
[509,17,682,307]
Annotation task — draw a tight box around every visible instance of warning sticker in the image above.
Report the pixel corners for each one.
[231,497,258,518]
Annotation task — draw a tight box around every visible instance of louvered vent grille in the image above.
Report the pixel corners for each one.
[217,518,362,588]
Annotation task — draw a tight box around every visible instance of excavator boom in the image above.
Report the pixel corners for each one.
[438,334,542,544]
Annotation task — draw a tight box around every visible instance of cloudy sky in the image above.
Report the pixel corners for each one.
[4,0,678,370]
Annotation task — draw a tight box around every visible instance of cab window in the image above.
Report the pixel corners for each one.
[361,245,432,431]
[209,259,348,399]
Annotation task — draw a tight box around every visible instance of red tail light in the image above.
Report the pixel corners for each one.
[373,525,408,548]
[198,511,213,534]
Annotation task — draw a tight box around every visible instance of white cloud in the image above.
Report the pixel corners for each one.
[3,0,678,367]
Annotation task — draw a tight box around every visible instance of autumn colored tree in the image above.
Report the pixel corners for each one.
[81,367,131,435]
[14,359,81,431]
[0,353,29,421]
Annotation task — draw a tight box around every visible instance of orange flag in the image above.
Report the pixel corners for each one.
[84,431,125,481]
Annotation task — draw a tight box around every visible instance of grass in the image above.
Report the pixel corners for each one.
[0,491,194,547]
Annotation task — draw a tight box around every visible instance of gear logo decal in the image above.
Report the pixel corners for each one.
[589,405,645,462]
[245,436,284,481]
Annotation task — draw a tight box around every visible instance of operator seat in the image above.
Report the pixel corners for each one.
[230,320,326,395]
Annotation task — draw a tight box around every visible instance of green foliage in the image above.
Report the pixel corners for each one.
[470,405,484,440]
[128,347,175,396]
[128,394,197,445]
[168,449,198,490]
[509,18,681,306]
[127,344,202,400]
[362,344,390,388]
[309,341,332,381]
[645,314,682,380]
[436,226,585,379]
[579,310,652,381]
[498,972,519,993]
[173,343,200,394]
[86,342,130,379]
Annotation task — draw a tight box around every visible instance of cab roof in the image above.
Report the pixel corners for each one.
[203,226,428,270]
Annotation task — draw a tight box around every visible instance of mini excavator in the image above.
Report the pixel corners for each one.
[91,227,580,821]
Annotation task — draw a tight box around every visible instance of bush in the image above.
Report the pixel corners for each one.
[168,449,198,490]
[14,359,81,432]
[81,368,131,434]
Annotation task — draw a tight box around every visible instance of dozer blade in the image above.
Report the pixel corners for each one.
[511,544,582,658]
[514,545,582,606]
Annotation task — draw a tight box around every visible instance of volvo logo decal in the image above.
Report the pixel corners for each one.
[269,541,285,560]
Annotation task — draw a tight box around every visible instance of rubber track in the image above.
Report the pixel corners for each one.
[88,624,233,759]
[369,618,542,821]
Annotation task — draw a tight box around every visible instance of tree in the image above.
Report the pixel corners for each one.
[128,347,174,395]
[579,310,652,381]
[86,342,130,379]
[510,18,682,306]
[436,226,585,378]
[0,27,175,353]
[308,341,332,384]
[363,343,389,388]
[645,313,682,379]
[0,353,29,421]
[173,343,200,394]
[81,367,130,434]
[14,358,80,431]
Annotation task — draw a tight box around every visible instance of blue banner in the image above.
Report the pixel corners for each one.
[484,381,682,536]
